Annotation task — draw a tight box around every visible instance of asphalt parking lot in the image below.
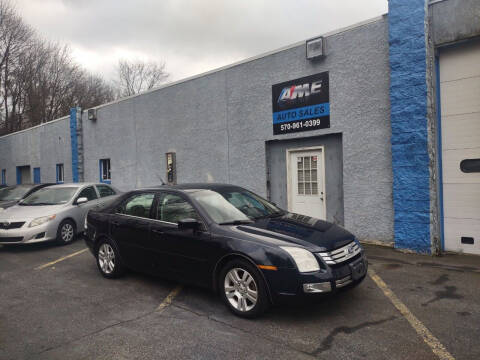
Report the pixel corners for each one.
[1,240,479,360]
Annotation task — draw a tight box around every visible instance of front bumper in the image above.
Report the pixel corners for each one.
[0,221,58,244]
[262,253,368,304]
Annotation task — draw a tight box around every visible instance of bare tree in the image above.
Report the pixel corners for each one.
[115,59,169,97]
[0,0,115,134]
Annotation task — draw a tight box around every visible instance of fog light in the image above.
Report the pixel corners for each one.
[35,232,46,239]
[303,282,331,293]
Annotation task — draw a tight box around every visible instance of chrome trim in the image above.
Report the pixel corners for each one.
[335,275,352,288]
[317,241,361,265]
[115,213,178,226]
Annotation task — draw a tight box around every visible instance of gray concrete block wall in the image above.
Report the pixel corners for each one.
[0,16,394,243]
[0,117,72,184]
[430,0,480,46]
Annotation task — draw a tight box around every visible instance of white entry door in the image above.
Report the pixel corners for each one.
[287,148,325,219]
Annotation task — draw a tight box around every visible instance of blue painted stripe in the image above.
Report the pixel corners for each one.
[435,56,445,251]
[272,103,329,124]
[1,169,5,185]
[70,108,79,183]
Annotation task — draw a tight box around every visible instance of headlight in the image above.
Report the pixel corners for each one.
[29,214,56,227]
[280,246,320,273]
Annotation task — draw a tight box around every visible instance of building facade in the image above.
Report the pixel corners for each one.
[1,0,479,255]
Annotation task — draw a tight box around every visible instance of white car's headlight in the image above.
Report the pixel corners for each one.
[29,214,56,227]
[280,246,320,273]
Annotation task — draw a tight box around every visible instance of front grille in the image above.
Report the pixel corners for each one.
[0,222,25,229]
[317,241,362,265]
[0,236,23,243]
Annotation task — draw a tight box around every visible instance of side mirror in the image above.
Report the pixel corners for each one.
[76,197,88,205]
[178,218,200,230]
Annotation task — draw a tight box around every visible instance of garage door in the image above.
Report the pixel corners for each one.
[440,40,480,255]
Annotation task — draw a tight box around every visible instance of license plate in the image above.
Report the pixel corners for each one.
[349,258,366,280]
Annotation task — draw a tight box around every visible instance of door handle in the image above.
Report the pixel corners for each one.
[152,229,164,235]
[111,221,120,226]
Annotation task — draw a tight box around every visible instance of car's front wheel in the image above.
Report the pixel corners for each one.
[96,239,124,278]
[56,219,76,245]
[219,259,269,318]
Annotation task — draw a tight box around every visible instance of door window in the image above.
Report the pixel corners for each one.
[96,184,116,197]
[297,155,318,195]
[157,193,200,223]
[121,193,155,218]
[78,186,98,201]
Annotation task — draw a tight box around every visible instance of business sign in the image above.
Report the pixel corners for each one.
[272,72,329,135]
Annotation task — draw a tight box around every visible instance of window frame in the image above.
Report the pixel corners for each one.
[116,191,156,220]
[99,159,111,184]
[155,190,208,230]
[77,186,99,202]
[56,163,64,184]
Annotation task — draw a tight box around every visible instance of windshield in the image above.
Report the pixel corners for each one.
[191,189,283,224]
[20,187,78,205]
[0,185,33,201]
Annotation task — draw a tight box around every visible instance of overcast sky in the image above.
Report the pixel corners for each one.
[15,0,388,83]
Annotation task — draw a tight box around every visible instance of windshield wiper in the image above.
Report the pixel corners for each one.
[254,211,285,220]
[218,220,254,225]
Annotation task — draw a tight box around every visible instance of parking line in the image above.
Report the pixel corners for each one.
[368,268,454,360]
[34,248,89,270]
[156,285,182,313]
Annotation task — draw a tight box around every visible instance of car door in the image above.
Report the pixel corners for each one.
[149,191,212,286]
[110,192,155,273]
[72,186,101,232]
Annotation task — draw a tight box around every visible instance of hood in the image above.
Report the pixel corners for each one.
[0,204,66,221]
[233,212,354,252]
[0,200,19,210]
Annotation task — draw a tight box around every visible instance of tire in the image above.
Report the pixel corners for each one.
[218,258,269,318]
[56,219,76,245]
[96,238,125,279]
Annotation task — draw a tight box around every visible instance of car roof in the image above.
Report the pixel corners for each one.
[46,182,102,189]
[138,183,245,192]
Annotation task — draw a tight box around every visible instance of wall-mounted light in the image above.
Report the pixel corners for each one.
[87,108,97,121]
[306,36,325,60]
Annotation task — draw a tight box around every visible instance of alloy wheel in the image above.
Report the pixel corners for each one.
[61,223,74,242]
[98,243,115,274]
[224,268,258,312]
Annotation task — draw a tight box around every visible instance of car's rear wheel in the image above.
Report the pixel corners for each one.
[96,238,124,278]
[219,259,269,318]
[56,220,76,245]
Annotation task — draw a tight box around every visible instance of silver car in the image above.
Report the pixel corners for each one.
[0,183,119,245]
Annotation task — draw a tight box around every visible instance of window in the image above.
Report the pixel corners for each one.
[78,186,98,201]
[157,193,200,224]
[460,159,480,173]
[121,193,155,218]
[100,159,111,183]
[1,169,5,185]
[297,156,318,195]
[96,184,116,198]
[56,164,64,183]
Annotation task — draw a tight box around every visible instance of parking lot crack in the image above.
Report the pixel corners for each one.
[311,316,397,356]
[34,309,158,356]
[169,303,316,358]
